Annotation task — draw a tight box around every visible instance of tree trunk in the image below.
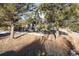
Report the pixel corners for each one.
[56,28,59,38]
[10,24,15,39]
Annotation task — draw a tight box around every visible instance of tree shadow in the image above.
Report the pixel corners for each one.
[59,31,68,35]
[50,30,68,35]
[0,34,75,56]
[15,33,26,39]
[0,39,46,56]
[0,51,17,56]
[16,38,47,56]
[0,33,10,37]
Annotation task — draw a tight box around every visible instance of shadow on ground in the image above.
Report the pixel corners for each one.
[0,33,10,37]
[0,31,75,56]
[15,33,26,39]
[59,31,68,35]
[0,38,73,56]
[0,39,46,56]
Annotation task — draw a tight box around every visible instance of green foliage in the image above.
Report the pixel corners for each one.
[39,3,79,31]
[63,21,70,27]
[36,22,45,30]
[39,4,65,30]
[70,24,79,31]
[0,3,79,32]
[0,4,18,24]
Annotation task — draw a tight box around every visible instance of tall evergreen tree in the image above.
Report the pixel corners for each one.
[0,3,32,39]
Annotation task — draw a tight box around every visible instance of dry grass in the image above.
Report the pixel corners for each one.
[69,37,79,54]
[62,33,79,54]
[40,34,72,56]
[59,28,79,54]
[0,32,79,56]
[0,32,40,54]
